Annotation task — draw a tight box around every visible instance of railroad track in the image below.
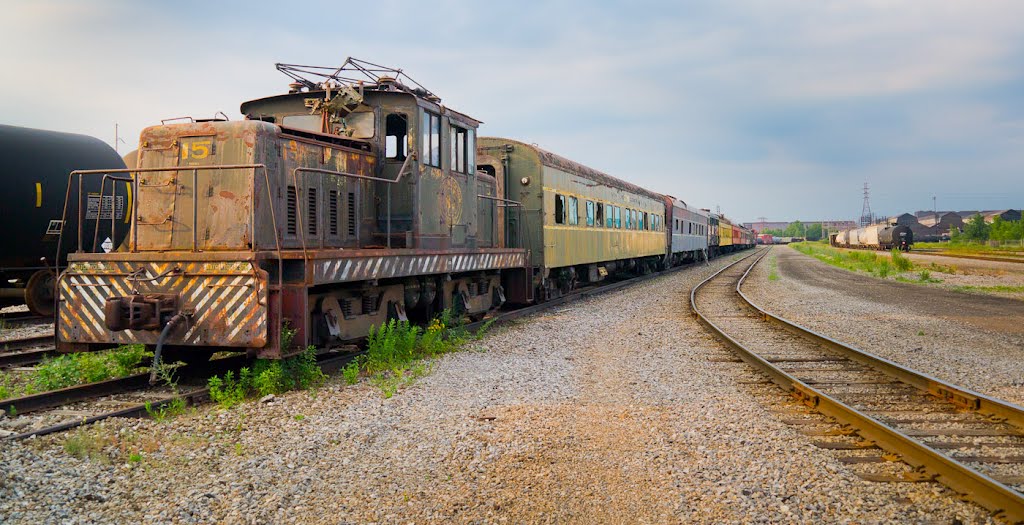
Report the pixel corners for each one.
[3,253,738,441]
[692,247,1024,521]
[0,311,52,329]
[0,334,55,368]
[911,249,1024,265]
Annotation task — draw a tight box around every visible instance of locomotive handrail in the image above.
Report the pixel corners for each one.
[58,164,285,349]
[292,152,414,254]
[476,194,525,250]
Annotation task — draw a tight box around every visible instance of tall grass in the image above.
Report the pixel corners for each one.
[0,345,151,400]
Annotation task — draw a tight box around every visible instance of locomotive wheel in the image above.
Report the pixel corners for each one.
[24,270,56,317]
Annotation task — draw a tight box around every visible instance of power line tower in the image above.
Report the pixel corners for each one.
[756,216,767,231]
[859,182,873,226]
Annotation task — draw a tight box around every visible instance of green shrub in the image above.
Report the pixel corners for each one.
[207,347,325,409]
[891,249,913,272]
[342,361,360,385]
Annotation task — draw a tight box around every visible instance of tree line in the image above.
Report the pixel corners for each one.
[760,220,823,241]
[953,214,1024,242]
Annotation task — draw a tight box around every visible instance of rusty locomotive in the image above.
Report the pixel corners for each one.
[55,58,753,363]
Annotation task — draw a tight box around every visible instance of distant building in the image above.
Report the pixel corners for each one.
[983,210,1022,223]
[741,220,857,232]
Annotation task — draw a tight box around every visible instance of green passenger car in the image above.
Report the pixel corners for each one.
[478,137,666,301]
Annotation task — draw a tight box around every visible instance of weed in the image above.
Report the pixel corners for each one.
[768,255,779,281]
[919,270,931,281]
[8,405,16,417]
[63,428,111,463]
[128,452,142,464]
[891,249,913,272]
[876,259,891,278]
[145,398,186,422]
[917,330,925,336]
[293,414,305,421]
[474,317,498,339]
[234,442,244,456]
[207,346,325,409]
[342,361,360,385]
[29,345,150,394]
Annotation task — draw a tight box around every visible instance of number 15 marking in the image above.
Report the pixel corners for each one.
[182,140,213,160]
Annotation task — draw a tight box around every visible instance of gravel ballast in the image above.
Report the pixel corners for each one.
[0,252,990,523]
[747,246,1024,405]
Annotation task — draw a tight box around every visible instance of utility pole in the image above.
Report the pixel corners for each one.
[933,195,937,214]
[114,123,126,153]
[757,216,767,232]
[859,182,873,227]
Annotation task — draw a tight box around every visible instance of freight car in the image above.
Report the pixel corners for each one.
[831,224,912,251]
[57,59,529,362]
[0,125,129,316]
[477,137,667,300]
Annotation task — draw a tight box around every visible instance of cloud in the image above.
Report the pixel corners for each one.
[2,0,1023,222]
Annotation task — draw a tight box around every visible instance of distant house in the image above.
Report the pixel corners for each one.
[918,211,963,230]
[982,209,1022,223]
[886,213,917,226]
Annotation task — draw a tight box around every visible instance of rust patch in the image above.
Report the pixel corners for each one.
[219,190,236,199]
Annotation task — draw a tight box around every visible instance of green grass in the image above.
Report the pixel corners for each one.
[768,255,779,281]
[0,345,150,401]
[950,284,1024,294]
[790,242,961,282]
[914,241,1024,255]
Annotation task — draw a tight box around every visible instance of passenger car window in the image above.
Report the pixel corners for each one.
[568,196,579,225]
[586,201,595,227]
[596,203,604,227]
[614,207,621,228]
[554,194,565,224]
[624,209,631,229]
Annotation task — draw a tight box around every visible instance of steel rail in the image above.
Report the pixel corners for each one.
[0,347,56,368]
[8,352,361,441]
[691,247,1024,523]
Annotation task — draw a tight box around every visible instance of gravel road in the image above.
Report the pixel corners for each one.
[747,246,1024,405]
[0,252,990,523]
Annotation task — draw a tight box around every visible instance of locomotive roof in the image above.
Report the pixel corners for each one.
[482,137,664,201]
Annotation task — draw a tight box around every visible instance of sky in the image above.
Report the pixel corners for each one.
[2,0,1023,223]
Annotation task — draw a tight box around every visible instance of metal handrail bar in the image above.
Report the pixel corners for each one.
[292,152,414,253]
[58,164,284,348]
[92,175,134,257]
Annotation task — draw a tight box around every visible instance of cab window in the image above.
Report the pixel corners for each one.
[385,113,408,160]
[420,110,441,168]
[449,125,475,173]
[343,111,375,139]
